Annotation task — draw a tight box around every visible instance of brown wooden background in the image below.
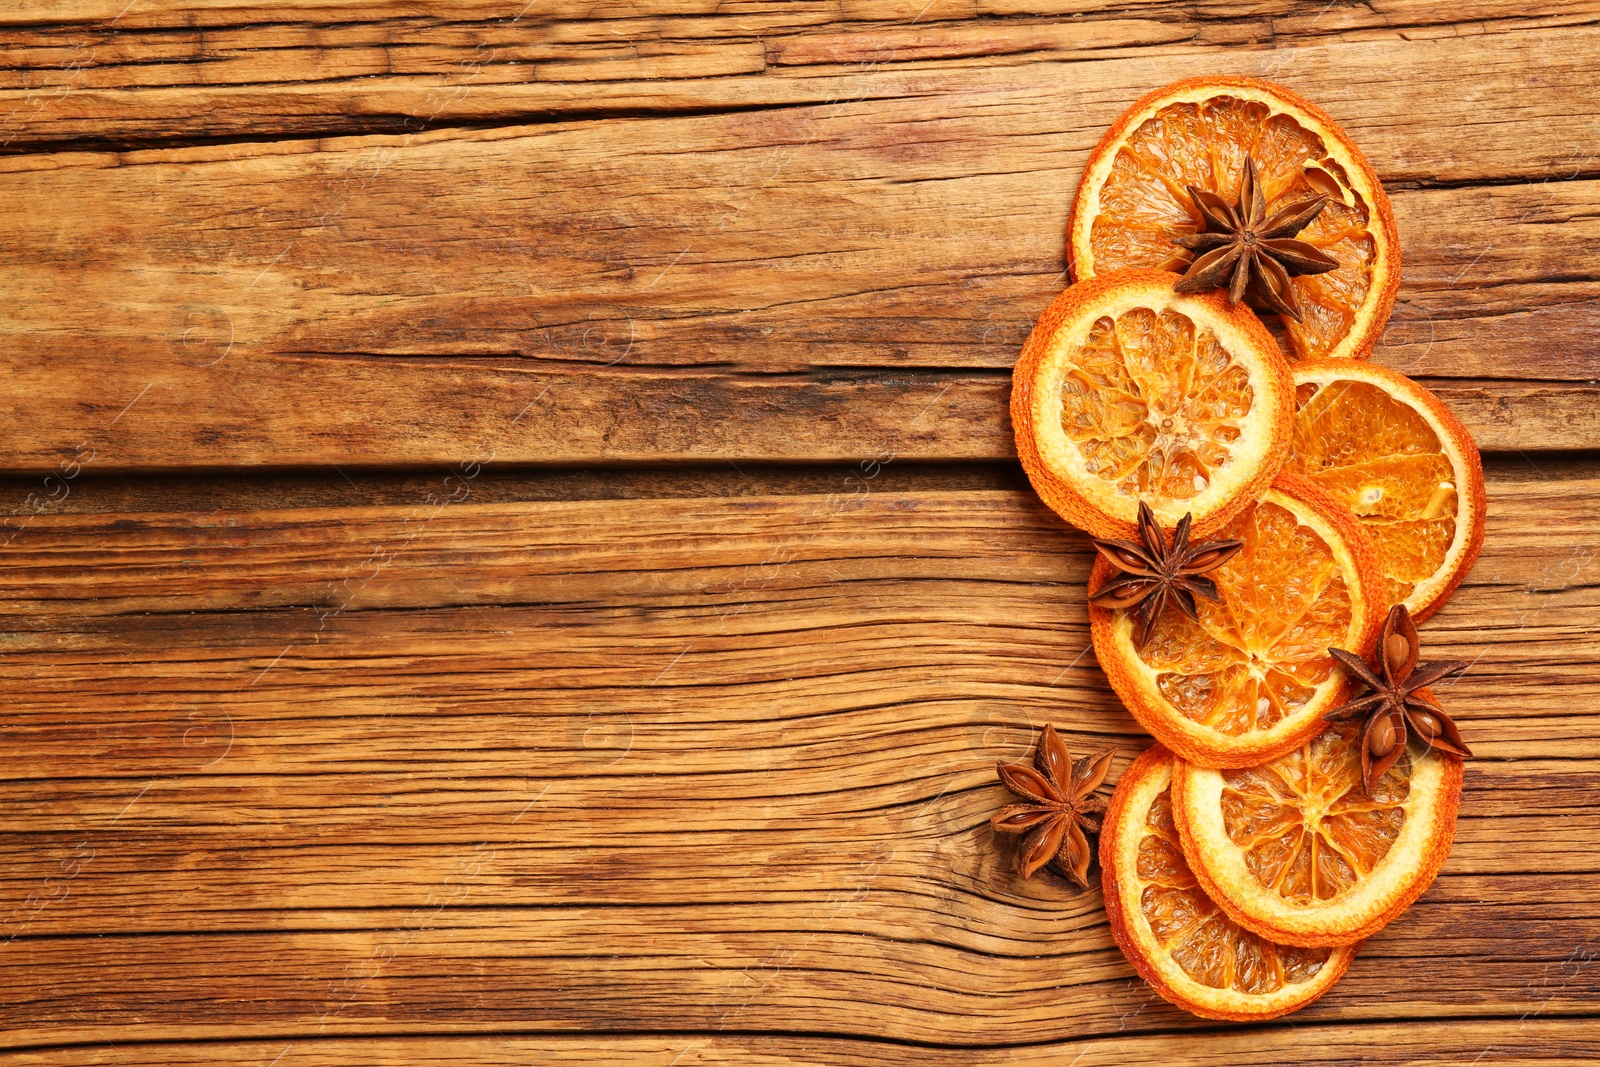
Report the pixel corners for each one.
[2,2,1598,1064]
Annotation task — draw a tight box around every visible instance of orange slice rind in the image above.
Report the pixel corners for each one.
[1011,268,1295,541]
[1171,720,1463,947]
[1089,472,1384,769]
[1287,360,1486,619]
[1101,746,1357,1019]
[1069,76,1401,363]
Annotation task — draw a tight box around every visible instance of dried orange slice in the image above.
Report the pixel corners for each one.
[1172,719,1464,947]
[1069,76,1400,362]
[1101,745,1356,1019]
[1089,473,1383,768]
[1286,360,1486,619]
[1011,268,1294,541]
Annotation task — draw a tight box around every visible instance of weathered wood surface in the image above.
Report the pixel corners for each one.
[5,1025,1600,1067]
[1,465,1598,1057]
[7,1031,1600,1067]
[2,2,1597,145]
[1,13,1599,468]
[5,2,1600,1063]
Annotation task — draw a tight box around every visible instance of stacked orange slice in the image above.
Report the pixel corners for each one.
[1068,75,1400,363]
[1004,75,1487,1020]
[1286,361,1485,619]
[1011,269,1294,541]
[1101,747,1356,1019]
[1087,473,1383,768]
[1171,720,1464,947]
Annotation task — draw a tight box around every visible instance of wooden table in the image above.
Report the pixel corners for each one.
[3,3,1598,1064]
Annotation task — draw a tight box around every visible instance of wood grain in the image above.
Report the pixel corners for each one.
[4,1025,1600,1066]
[4,4,1599,1062]
[0,2,1596,148]
[1,468,1596,1052]
[2,18,1599,467]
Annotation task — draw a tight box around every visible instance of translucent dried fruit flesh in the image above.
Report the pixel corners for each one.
[1090,96,1376,360]
[1060,309,1255,503]
[1288,379,1458,606]
[1221,723,1411,904]
[1136,498,1353,736]
[1138,785,1331,990]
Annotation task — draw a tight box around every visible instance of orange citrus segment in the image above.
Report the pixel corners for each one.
[1286,361,1486,620]
[1070,76,1400,362]
[1221,728,1408,903]
[1090,473,1383,768]
[1012,268,1294,541]
[1173,721,1464,947]
[1101,746,1356,1020]
[1068,307,1252,498]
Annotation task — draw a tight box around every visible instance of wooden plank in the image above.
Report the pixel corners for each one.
[0,456,1589,618]
[0,463,1029,516]
[0,4,1595,151]
[2,31,1600,469]
[0,361,1587,476]
[8,0,1592,31]
[1,464,1596,1049]
[4,1021,1599,1065]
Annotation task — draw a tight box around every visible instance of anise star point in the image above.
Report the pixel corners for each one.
[1171,154,1340,322]
[1325,603,1473,795]
[991,723,1115,887]
[1088,502,1243,647]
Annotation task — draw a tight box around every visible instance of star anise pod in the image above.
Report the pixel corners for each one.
[1172,154,1339,322]
[991,724,1115,886]
[1088,502,1243,647]
[1325,603,1473,795]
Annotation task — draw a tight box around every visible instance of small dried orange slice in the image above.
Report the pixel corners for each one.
[1172,719,1464,947]
[1069,76,1400,362]
[1011,268,1294,541]
[1286,360,1486,620]
[1089,473,1383,768]
[1101,745,1356,1020]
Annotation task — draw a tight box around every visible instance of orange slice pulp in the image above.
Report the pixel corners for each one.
[1101,746,1356,1019]
[1069,75,1401,362]
[1090,474,1383,768]
[1012,268,1294,541]
[1173,720,1464,946]
[1287,360,1486,619]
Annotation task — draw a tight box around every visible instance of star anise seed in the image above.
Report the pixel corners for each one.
[991,723,1115,886]
[1324,603,1473,795]
[1171,154,1340,322]
[1088,502,1243,647]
